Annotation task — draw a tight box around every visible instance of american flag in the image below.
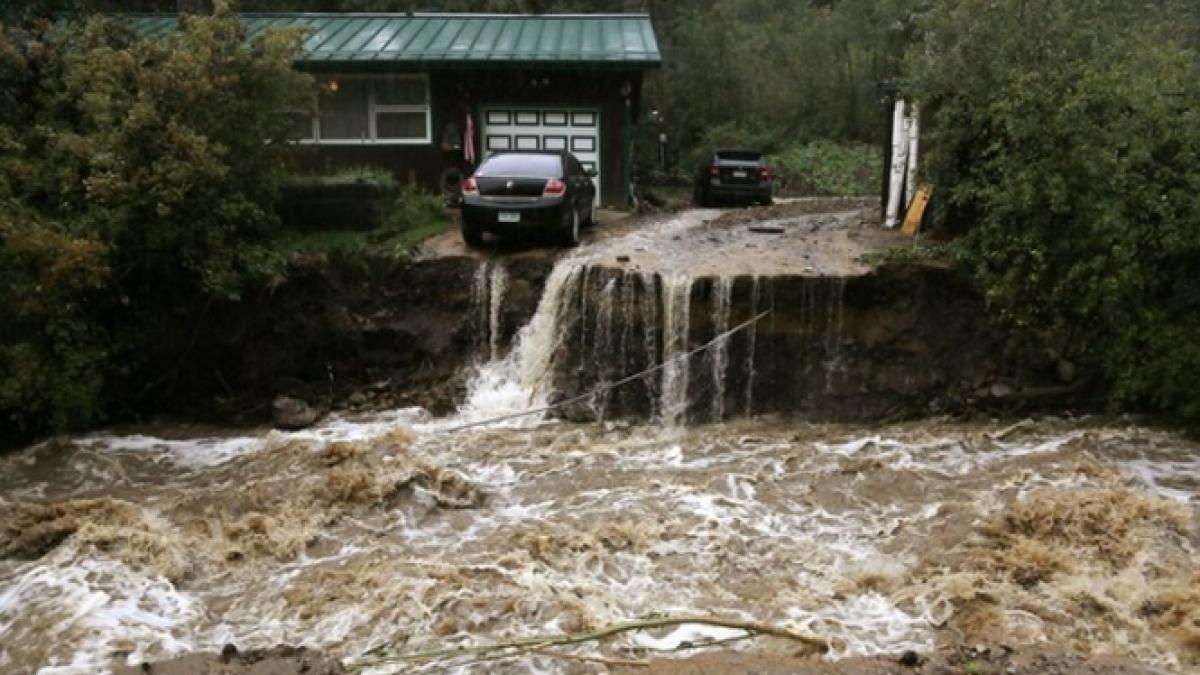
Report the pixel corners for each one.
[464,111,476,165]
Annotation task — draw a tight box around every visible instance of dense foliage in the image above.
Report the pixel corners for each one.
[0,5,311,436]
[913,0,1200,429]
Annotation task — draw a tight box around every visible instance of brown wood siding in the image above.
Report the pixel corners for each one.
[292,67,645,208]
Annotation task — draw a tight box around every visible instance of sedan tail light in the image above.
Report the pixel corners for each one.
[462,177,478,195]
[543,178,566,196]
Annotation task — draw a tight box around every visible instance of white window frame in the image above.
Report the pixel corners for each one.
[298,73,431,146]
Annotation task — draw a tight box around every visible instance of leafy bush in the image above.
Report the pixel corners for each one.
[0,203,110,432]
[0,4,311,437]
[770,140,881,196]
[913,0,1200,430]
[386,183,445,232]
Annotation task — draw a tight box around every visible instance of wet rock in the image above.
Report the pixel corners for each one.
[1056,357,1077,384]
[413,466,484,509]
[989,382,1015,399]
[347,391,367,406]
[272,396,319,430]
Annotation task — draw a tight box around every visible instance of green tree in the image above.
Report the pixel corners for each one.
[0,4,312,437]
[912,0,1200,428]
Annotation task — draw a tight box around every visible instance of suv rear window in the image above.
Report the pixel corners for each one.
[477,153,562,178]
[715,151,762,162]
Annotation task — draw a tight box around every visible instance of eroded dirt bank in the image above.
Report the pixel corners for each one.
[146,249,555,425]
[140,200,1077,431]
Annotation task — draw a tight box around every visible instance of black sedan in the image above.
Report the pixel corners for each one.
[694,150,773,206]
[461,151,597,247]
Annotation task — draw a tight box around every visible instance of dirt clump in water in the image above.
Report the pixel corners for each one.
[912,486,1198,668]
[114,645,344,675]
[980,488,1191,569]
[1143,570,1200,657]
[0,426,483,581]
[506,518,662,565]
[0,496,193,582]
[174,431,483,564]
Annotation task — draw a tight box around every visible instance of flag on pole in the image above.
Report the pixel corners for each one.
[464,111,476,165]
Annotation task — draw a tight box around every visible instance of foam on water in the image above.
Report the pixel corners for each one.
[0,552,201,674]
[2,419,1199,673]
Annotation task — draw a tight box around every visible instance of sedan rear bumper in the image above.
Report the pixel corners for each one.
[708,181,772,200]
[462,197,567,236]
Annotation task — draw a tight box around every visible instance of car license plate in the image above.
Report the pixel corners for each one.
[732,170,748,178]
[498,212,520,223]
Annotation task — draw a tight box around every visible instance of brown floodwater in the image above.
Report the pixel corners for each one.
[2,207,1197,674]
[1,414,1198,674]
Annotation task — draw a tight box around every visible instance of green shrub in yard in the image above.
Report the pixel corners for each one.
[770,140,881,196]
[387,183,445,232]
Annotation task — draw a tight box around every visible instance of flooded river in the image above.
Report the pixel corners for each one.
[2,205,1198,673]
[2,416,1198,673]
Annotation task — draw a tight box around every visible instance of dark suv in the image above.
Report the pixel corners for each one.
[694,150,773,206]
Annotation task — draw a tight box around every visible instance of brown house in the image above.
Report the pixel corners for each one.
[132,12,663,208]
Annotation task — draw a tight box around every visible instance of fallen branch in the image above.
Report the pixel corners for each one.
[349,614,826,671]
[532,647,649,668]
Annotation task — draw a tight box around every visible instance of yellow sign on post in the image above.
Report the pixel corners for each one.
[901,184,933,237]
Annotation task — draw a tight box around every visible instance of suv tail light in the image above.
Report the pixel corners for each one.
[760,167,771,180]
[543,178,566,196]
[709,166,720,177]
[462,177,478,195]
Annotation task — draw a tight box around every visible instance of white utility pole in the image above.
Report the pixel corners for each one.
[904,104,920,208]
[884,99,908,229]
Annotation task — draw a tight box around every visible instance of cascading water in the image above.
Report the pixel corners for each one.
[457,207,867,428]
[471,261,511,362]
[487,263,508,361]
[744,276,761,417]
[590,277,617,419]
[709,277,734,422]
[456,262,584,425]
[658,275,694,427]
[824,277,846,393]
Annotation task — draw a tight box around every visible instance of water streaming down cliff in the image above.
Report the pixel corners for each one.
[470,261,510,362]
[659,275,695,427]
[709,277,734,422]
[461,256,862,426]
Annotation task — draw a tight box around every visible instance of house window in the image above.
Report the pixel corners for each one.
[320,78,370,140]
[296,74,431,145]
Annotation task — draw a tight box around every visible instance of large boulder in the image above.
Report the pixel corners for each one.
[272,396,319,430]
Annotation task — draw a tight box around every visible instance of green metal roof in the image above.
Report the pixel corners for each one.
[126,13,661,67]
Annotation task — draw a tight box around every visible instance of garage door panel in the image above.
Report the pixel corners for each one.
[482,106,600,206]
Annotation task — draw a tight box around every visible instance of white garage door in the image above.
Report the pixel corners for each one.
[482,107,601,205]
